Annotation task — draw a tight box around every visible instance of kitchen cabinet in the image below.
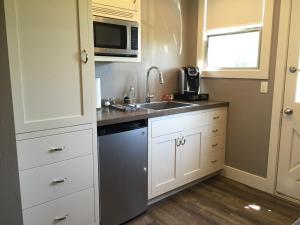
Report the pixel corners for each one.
[150,129,203,197]
[180,128,203,182]
[151,133,181,195]
[3,0,99,224]
[5,0,94,134]
[148,107,227,199]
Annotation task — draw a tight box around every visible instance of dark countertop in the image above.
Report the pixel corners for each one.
[97,101,229,127]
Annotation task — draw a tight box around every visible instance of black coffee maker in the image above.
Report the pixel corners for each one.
[176,67,208,101]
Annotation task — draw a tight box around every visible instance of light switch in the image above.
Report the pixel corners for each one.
[260,81,268,94]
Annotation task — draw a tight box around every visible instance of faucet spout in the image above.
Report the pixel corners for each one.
[146,66,164,103]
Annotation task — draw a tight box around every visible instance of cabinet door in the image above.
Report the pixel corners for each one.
[180,128,203,182]
[4,0,94,133]
[150,133,180,197]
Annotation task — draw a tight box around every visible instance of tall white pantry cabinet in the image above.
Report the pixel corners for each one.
[3,0,99,225]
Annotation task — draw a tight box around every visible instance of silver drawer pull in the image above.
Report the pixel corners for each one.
[51,178,67,185]
[296,179,300,182]
[212,129,219,133]
[54,214,69,223]
[176,137,181,147]
[181,137,186,146]
[49,146,65,153]
[211,160,217,164]
[213,116,220,120]
[212,143,218,147]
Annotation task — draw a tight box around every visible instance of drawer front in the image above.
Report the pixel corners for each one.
[17,129,93,170]
[203,135,226,154]
[20,155,94,209]
[23,188,94,225]
[202,151,225,174]
[206,108,227,124]
[203,123,226,138]
[151,112,207,137]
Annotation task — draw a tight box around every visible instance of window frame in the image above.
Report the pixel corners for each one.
[196,0,274,79]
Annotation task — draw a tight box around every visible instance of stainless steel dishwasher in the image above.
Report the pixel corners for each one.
[98,120,148,225]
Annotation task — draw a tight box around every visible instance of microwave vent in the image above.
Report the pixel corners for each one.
[92,3,135,20]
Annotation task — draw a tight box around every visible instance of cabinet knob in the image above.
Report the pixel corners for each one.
[211,160,218,164]
[81,49,89,64]
[213,116,220,120]
[284,108,294,115]
[289,66,299,73]
[212,143,218,147]
[212,129,219,133]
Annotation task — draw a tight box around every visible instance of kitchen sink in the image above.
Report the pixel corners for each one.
[138,101,197,111]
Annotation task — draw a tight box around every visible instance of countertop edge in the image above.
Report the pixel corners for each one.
[97,101,229,127]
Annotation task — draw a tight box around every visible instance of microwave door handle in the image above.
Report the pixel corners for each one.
[127,25,131,50]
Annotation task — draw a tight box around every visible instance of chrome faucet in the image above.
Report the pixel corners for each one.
[146,66,164,103]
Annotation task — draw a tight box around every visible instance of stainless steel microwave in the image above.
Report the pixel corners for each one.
[93,17,139,57]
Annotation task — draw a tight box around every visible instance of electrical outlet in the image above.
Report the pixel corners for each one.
[260,81,268,94]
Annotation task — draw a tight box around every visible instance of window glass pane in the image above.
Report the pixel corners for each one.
[206,31,261,69]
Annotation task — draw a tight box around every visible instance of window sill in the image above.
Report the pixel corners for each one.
[201,69,269,79]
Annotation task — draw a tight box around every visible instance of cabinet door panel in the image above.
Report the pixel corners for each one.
[150,133,180,197]
[5,0,93,133]
[181,128,203,182]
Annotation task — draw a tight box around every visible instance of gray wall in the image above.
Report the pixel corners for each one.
[193,0,281,177]
[0,0,23,224]
[96,0,191,102]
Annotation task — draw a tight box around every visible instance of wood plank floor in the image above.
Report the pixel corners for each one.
[126,176,300,225]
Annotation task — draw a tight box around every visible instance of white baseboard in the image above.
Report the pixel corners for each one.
[222,166,271,193]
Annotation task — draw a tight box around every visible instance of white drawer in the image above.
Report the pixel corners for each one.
[206,108,227,124]
[151,112,207,137]
[202,151,224,174]
[20,155,94,209]
[17,129,93,170]
[203,135,226,154]
[203,123,226,138]
[23,188,95,225]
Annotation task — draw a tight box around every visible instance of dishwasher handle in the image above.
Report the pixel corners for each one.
[98,120,147,136]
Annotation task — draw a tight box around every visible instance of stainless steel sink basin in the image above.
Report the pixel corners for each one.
[138,101,196,111]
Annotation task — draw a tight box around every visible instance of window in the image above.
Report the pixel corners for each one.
[206,29,261,69]
[196,0,274,79]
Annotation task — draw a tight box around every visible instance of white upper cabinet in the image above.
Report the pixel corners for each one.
[92,0,140,21]
[4,0,94,134]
